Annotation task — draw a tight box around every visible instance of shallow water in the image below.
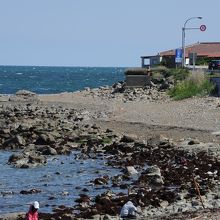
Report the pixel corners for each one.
[0,151,122,214]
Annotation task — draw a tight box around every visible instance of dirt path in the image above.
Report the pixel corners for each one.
[95,120,220,143]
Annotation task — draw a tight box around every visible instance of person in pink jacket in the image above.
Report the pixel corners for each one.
[26,201,39,220]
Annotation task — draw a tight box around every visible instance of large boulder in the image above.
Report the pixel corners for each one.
[2,135,26,149]
[139,165,164,185]
[120,134,137,143]
[8,152,47,168]
[125,166,138,175]
[38,146,58,155]
[9,90,39,102]
[35,133,56,145]
[15,90,36,97]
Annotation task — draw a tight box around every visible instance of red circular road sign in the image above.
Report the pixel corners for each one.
[200,25,206,31]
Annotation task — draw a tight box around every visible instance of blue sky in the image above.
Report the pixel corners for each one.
[0,0,219,67]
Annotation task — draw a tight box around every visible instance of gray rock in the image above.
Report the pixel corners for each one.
[120,134,137,143]
[35,133,56,145]
[8,152,47,168]
[125,166,138,175]
[1,191,14,196]
[8,153,24,163]
[160,200,169,208]
[3,136,24,149]
[15,135,26,145]
[92,214,101,220]
[40,146,57,155]
[141,165,164,185]
[103,214,113,220]
[147,165,162,176]
[15,90,36,97]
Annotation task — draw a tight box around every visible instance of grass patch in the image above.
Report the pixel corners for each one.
[77,139,87,144]
[168,72,215,100]
[101,137,112,144]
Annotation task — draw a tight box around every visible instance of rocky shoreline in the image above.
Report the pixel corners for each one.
[0,87,220,219]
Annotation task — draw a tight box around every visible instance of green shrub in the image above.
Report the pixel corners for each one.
[151,66,170,78]
[169,68,190,81]
[168,73,215,100]
[196,57,212,65]
[160,56,175,68]
[151,71,163,79]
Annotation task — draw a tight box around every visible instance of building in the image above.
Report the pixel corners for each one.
[141,42,220,68]
[140,55,161,68]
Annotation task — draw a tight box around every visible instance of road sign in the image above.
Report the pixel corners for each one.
[200,25,206,32]
[175,48,182,63]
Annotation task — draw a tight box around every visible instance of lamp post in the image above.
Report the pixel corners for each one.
[182,17,202,67]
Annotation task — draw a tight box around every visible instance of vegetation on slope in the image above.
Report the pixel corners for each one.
[168,71,215,100]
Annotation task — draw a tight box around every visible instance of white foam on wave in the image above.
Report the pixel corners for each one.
[38,87,50,91]
[15,72,23,75]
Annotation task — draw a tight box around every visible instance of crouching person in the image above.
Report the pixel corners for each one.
[26,201,39,220]
[120,201,138,219]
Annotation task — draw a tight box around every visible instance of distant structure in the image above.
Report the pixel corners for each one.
[140,55,161,68]
[141,42,220,68]
[124,68,151,88]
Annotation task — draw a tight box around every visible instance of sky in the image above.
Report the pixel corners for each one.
[0,0,219,67]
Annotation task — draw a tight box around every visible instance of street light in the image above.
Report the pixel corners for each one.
[182,17,202,67]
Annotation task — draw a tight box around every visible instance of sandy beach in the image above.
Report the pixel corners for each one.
[39,90,220,142]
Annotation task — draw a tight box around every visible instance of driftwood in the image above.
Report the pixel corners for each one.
[192,174,205,209]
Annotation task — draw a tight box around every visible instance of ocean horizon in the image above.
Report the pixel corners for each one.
[0,65,126,95]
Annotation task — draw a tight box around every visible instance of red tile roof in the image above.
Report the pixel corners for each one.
[160,42,220,58]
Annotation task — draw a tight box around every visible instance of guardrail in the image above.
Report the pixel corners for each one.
[205,69,220,74]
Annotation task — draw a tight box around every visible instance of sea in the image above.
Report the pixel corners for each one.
[0,66,126,94]
[0,65,127,214]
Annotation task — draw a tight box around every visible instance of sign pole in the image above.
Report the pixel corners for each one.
[181,17,203,68]
[182,28,185,67]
